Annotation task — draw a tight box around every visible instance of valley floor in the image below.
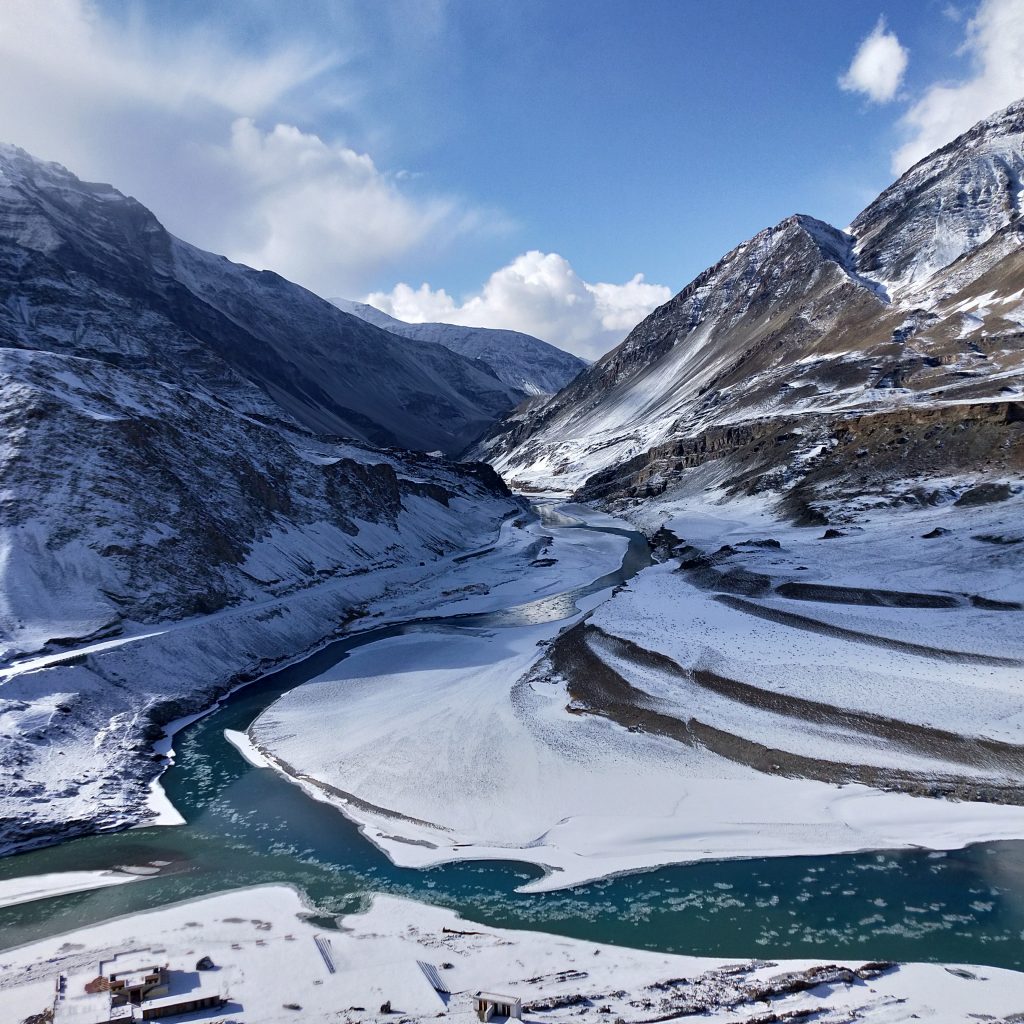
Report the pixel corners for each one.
[5,487,1024,1024]
[249,491,1024,890]
[4,883,1024,1024]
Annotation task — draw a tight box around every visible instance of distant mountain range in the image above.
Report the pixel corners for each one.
[331,297,587,397]
[482,98,1024,516]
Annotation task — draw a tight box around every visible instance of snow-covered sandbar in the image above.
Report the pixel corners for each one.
[0,870,139,910]
[250,496,1024,891]
[250,616,1024,891]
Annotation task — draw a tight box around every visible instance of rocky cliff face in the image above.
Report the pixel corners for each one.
[0,145,524,850]
[331,298,588,397]
[483,99,1024,512]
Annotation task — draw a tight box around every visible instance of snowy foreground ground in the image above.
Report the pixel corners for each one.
[4,883,1024,1024]
[250,491,1024,890]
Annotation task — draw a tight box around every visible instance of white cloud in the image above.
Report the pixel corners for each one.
[0,0,485,296]
[212,119,465,294]
[366,251,672,360]
[0,0,334,142]
[892,0,1024,172]
[839,16,909,104]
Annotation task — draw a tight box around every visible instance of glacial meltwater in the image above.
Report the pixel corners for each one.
[2,508,1023,968]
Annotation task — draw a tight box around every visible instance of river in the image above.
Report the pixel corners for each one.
[1,507,1023,969]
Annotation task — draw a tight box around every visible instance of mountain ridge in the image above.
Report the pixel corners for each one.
[330,296,587,397]
[0,143,524,456]
[482,97,1024,512]
[0,142,525,851]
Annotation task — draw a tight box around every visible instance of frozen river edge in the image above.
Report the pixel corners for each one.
[5,883,1024,1024]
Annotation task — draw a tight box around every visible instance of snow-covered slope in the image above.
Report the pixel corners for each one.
[852,97,1024,297]
[0,144,523,456]
[332,297,587,396]
[484,99,1024,511]
[0,144,523,851]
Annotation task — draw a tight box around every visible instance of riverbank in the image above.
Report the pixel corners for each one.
[0,491,561,851]
[0,870,140,911]
[7,883,1024,1024]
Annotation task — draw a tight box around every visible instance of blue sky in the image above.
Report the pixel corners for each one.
[2,1,1023,356]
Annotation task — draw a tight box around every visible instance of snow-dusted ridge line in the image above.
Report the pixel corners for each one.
[331,297,588,397]
[0,141,527,456]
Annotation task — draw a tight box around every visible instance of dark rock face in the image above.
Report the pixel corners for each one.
[483,98,1024,512]
[0,144,523,457]
[955,481,1014,506]
[573,402,1024,508]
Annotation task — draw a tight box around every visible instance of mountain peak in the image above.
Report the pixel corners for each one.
[483,99,1024,498]
[0,142,123,202]
[0,141,528,455]
[851,95,1024,296]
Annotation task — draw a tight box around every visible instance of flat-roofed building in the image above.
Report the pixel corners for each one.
[473,991,523,1020]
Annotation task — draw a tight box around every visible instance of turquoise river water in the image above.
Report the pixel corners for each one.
[1,511,1022,968]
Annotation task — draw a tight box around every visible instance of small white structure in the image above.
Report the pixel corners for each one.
[473,991,523,1021]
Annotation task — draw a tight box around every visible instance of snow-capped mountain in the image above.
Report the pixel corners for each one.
[0,144,524,850]
[484,98,1024,512]
[851,98,1024,298]
[331,297,587,397]
[0,144,524,457]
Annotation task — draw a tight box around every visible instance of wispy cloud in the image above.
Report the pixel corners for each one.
[213,118,472,294]
[892,0,1024,172]
[0,0,487,296]
[366,251,671,360]
[0,0,334,121]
